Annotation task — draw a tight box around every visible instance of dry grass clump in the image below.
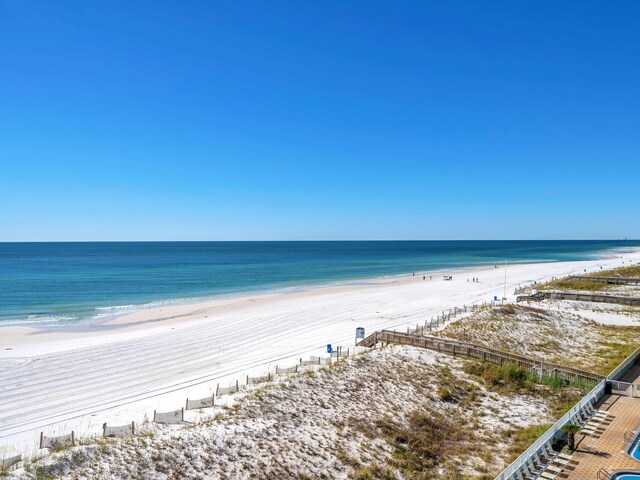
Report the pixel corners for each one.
[593,337,640,374]
[462,361,586,417]
[377,405,476,479]
[504,424,553,463]
[353,461,395,480]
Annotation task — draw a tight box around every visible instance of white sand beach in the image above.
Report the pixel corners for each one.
[1,250,640,460]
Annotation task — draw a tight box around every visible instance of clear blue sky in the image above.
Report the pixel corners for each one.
[1,1,638,241]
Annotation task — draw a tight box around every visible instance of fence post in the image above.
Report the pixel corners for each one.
[71,431,75,446]
[236,379,239,392]
[103,422,107,437]
[153,410,157,422]
[132,421,136,435]
[181,408,184,422]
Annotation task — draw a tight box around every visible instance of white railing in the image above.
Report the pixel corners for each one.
[610,381,640,398]
[494,379,606,480]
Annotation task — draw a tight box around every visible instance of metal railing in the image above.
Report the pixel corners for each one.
[597,468,612,480]
[624,430,636,444]
[609,381,640,398]
[494,380,606,480]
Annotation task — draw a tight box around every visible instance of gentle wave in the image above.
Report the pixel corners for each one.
[1,240,638,328]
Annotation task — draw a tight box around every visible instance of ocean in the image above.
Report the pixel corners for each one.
[0,240,637,327]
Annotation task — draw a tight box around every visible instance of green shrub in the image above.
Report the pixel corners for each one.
[438,387,454,402]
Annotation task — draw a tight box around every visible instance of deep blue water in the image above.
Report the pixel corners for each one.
[0,240,638,327]
[629,434,640,461]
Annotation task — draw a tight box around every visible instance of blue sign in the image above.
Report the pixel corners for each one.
[493,296,498,301]
[326,344,332,353]
[356,327,365,339]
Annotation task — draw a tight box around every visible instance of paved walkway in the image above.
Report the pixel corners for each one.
[562,395,640,479]
[563,366,640,479]
[564,363,640,480]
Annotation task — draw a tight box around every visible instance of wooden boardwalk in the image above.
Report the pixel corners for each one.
[357,330,604,385]
[517,290,640,306]
[567,275,640,286]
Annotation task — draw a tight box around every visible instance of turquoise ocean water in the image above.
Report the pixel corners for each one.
[0,240,638,327]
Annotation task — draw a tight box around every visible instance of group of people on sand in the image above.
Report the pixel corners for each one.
[468,277,479,282]
[412,273,432,281]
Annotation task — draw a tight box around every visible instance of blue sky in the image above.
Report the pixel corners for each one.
[1,1,639,241]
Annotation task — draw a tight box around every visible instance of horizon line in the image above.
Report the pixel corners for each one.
[0,239,637,244]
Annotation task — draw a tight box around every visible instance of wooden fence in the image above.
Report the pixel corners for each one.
[517,291,640,306]
[357,330,604,385]
[567,275,640,286]
[403,301,500,335]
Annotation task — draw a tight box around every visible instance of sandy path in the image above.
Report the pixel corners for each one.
[0,250,638,458]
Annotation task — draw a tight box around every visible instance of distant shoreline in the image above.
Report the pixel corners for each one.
[0,240,638,329]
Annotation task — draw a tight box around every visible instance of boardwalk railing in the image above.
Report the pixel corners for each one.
[517,291,640,306]
[495,380,607,480]
[567,275,640,286]
[357,330,604,385]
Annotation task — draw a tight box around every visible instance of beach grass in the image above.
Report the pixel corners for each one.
[591,264,640,278]
[537,278,611,292]
[506,424,553,462]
